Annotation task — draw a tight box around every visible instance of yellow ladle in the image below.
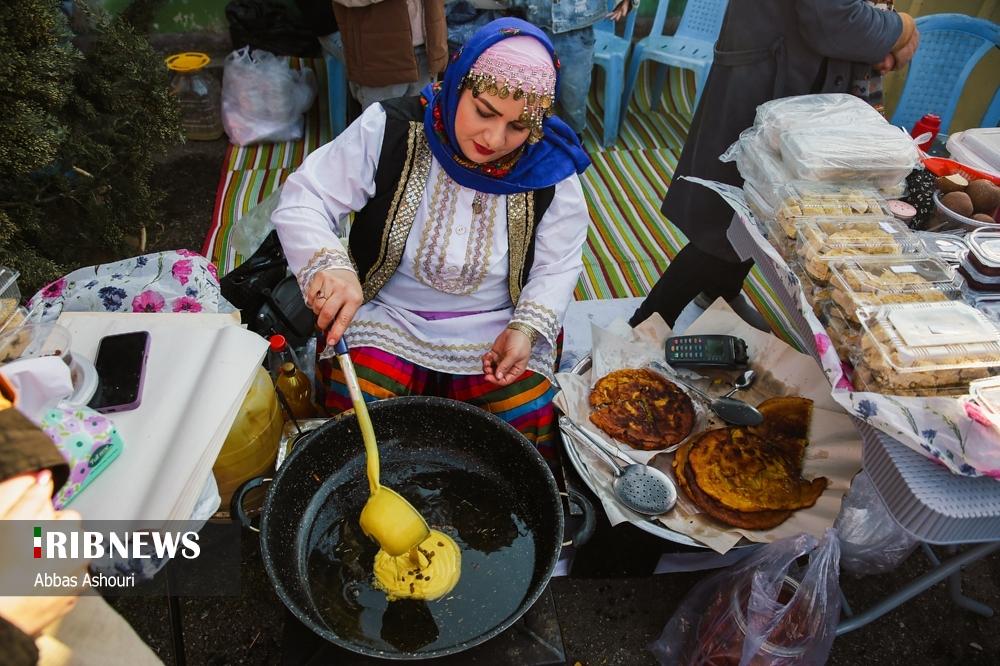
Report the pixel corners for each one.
[331,339,430,557]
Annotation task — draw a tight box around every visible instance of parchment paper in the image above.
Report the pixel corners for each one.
[554,300,862,553]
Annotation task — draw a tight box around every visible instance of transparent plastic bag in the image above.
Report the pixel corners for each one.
[231,188,281,257]
[755,94,886,151]
[650,531,841,666]
[834,472,918,576]
[721,127,794,189]
[779,123,919,188]
[221,47,316,146]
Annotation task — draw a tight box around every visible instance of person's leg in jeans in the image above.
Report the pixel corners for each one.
[546,27,596,136]
[629,243,754,328]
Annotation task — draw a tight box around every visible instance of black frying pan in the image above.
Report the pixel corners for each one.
[233,396,572,659]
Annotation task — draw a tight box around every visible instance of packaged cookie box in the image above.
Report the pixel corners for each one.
[774,182,891,241]
[853,301,1000,396]
[821,302,860,362]
[828,255,960,325]
[796,217,921,285]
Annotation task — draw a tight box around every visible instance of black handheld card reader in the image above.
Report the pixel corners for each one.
[665,334,749,369]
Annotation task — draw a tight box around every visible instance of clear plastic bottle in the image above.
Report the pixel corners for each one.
[165,52,223,141]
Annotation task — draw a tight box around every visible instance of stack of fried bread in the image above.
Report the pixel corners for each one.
[673,397,828,530]
[589,368,696,451]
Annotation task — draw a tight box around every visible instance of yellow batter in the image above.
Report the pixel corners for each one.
[372,529,462,601]
[347,388,462,601]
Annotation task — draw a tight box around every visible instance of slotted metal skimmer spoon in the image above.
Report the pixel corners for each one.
[559,417,677,516]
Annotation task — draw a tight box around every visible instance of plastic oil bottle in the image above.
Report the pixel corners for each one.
[213,366,282,508]
[165,52,224,141]
[268,334,315,419]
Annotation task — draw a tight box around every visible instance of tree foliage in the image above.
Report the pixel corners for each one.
[0,0,183,295]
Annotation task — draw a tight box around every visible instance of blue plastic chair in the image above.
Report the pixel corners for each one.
[592,1,638,147]
[622,0,728,114]
[984,87,1000,128]
[324,53,348,138]
[890,13,1000,136]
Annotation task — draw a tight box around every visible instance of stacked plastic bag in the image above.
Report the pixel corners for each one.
[722,93,919,210]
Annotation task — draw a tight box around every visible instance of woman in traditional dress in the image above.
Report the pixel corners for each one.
[272,18,591,458]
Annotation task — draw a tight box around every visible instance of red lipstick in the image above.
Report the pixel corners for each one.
[472,141,495,156]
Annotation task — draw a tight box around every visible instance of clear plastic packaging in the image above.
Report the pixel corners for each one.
[854,301,1000,395]
[650,531,841,666]
[959,257,1000,292]
[0,267,21,329]
[722,127,794,188]
[166,52,224,141]
[780,123,919,188]
[966,290,1000,322]
[775,183,890,241]
[821,302,860,361]
[931,191,996,233]
[835,471,918,576]
[828,255,960,325]
[916,231,969,266]
[745,181,777,223]
[967,228,1000,276]
[755,93,886,151]
[796,217,921,284]
[969,375,1000,415]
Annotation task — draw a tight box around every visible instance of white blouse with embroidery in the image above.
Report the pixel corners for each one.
[272,103,589,380]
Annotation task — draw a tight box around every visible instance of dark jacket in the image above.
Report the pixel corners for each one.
[0,398,70,665]
[333,0,448,87]
[662,0,903,262]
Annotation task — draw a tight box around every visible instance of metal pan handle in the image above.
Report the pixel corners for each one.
[561,489,595,549]
[231,476,272,533]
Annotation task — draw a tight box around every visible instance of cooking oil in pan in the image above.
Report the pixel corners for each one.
[304,468,538,654]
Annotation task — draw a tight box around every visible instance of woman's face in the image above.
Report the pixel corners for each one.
[453,88,531,164]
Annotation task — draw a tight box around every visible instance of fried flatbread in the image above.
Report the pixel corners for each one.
[688,427,827,512]
[748,396,814,463]
[682,458,794,530]
[674,432,793,529]
[589,368,696,451]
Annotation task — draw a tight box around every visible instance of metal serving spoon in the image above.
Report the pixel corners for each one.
[652,362,764,427]
[559,417,677,516]
[709,370,764,426]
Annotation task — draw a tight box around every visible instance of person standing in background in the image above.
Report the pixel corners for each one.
[322,0,449,109]
[630,0,919,330]
[506,0,636,138]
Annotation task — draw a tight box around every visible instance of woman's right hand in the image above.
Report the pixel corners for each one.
[306,269,363,345]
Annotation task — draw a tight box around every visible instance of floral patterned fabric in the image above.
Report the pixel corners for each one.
[28,250,227,322]
[690,177,1000,479]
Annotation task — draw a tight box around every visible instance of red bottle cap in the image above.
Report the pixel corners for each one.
[269,334,287,351]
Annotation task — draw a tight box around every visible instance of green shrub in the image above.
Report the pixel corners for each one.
[0,0,183,296]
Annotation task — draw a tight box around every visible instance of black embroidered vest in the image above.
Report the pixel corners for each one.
[348,96,556,305]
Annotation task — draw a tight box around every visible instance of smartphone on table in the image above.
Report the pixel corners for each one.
[87,331,151,414]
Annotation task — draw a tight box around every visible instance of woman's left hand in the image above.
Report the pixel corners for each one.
[482,328,532,386]
[607,0,632,22]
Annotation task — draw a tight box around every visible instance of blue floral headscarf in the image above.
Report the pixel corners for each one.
[420,18,591,195]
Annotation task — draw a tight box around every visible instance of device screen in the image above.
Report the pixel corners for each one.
[87,332,149,412]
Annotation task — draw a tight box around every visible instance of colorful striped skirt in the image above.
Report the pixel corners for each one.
[318,346,558,459]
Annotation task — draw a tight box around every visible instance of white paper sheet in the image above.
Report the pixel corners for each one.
[57,312,266,521]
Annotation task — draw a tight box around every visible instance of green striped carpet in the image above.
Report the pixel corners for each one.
[203,60,801,346]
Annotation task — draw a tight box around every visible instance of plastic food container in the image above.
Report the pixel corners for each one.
[854,301,1000,396]
[0,267,21,330]
[744,181,776,223]
[916,231,969,266]
[821,302,860,361]
[764,216,797,260]
[0,323,72,365]
[828,255,960,325]
[796,217,921,284]
[969,376,1000,416]
[965,290,1000,323]
[931,191,998,233]
[966,228,1000,276]
[959,257,1000,293]
[775,183,890,240]
[779,123,920,188]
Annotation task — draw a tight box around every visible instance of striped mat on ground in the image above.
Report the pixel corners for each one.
[202,60,802,349]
